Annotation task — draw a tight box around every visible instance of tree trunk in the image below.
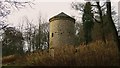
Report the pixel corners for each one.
[96,2,106,43]
[106,1,120,51]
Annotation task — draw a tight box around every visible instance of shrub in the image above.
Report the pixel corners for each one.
[2,55,17,64]
[4,40,120,66]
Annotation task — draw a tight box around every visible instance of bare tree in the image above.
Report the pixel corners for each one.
[23,16,35,52]
[71,1,119,44]
[106,0,120,50]
[0,0,34,30]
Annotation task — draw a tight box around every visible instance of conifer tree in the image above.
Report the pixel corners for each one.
[82,2,94,44]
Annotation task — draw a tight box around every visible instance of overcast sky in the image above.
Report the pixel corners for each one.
[6,0,120,27]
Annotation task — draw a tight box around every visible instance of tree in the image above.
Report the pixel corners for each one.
[71,1,119,44]
[32,23,49,50]
[2,27,24,56]
[91,0,120,48]
[106,0,120,51]
[82,2,94,44]
[32,15,49,50]
[0,0,34,30]
[23,15,49,52]
[95,2,106,43]
[23,16,35,52]
[74,21,83,44]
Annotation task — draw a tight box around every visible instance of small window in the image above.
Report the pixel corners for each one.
[52,33,53,37]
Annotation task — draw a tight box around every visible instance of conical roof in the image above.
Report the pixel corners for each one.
[49,12,75,22]
[56,12,70,17]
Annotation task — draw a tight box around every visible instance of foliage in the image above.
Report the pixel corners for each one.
[2,27,24,56]
[1,0,120,67]
[82,2,94,44]
[72,1,120,48]
[2,40,119,66]
[2,55,17,64]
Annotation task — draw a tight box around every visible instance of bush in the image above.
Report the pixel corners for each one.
[4,40,120,66]
[2,55,17,64]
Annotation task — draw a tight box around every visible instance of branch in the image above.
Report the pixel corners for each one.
[93,17,101,23]
[101,3,106,8]
[91,5,97,6]
[91,2,106,7]
[5,0,34,10]
[96,2,103,23]
[71,2,84,12]
[92,10,99,14]
[0,24,8,30]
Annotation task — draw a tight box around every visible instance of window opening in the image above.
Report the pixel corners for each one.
[52,33,53,37]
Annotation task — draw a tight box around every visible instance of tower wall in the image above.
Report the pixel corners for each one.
[49,19,75,48]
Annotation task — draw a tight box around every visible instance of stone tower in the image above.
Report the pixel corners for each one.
[49,12,75,48]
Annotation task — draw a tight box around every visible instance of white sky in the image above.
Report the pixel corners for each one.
[6,0,120,27]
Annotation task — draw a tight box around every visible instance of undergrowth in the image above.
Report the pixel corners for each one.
[2,40,120,66]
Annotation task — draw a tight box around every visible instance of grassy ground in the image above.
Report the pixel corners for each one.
[2,40,120,66]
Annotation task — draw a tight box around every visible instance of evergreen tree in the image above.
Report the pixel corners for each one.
[82,2,94,44]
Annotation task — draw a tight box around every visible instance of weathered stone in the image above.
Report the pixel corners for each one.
[49,12,76,48]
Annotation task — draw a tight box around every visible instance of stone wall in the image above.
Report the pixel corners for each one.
[49,19,75,48]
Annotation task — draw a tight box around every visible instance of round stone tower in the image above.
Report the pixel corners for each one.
[49,12,75,48]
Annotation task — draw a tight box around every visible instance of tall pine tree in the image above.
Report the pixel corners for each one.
[82,2,94,44]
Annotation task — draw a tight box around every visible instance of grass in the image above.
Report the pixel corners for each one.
[2,40,120,66]
[2,55,17,64]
